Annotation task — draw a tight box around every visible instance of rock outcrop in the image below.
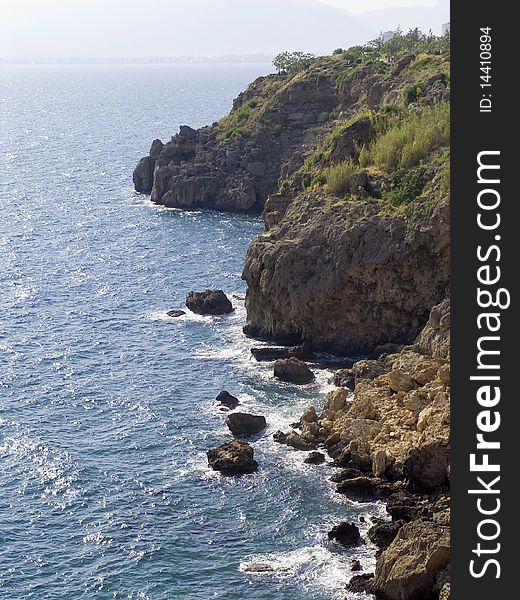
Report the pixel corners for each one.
[250,342,313,362]
[273,357,315,384]
[207,439,258,475]
[215,390,240,409]
[372,518,450,600]
[327,522,361,547]
[186,290,233,315]
[226,412,266,437]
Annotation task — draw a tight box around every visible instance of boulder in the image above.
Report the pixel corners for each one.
[226,412,266,437]
[351,559,362,572]
[304,451,325,465]
[273,429,315,450]
[332,369,356,390]
[166,309,186,318]
[325,387,349,411]
[368,521,402,550]
[273,357,314,384]
[403,442,449,490]
[207,439,258,475]
[300,406,318,423]
[372,519,450,600]
[215,390,240,409]
[186,290,233,315]
[328,522,361,546]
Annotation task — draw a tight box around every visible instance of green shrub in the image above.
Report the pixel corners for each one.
[386,166,426,206]
[325,159,358,196]
[404,84,424,104]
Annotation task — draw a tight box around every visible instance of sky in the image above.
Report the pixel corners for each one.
[0,0,449,61]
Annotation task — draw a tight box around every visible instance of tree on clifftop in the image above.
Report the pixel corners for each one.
[273,51,316,74]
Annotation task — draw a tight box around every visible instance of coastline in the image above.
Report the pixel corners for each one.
[135,32,451,599]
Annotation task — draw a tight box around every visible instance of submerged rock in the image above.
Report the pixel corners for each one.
[186,290,233,315]
[226,412,266,437]
[328,522,361,546]
[207,439,258,475]
[273,357,314,384]
[215,390,240,409]
[251,342,313,362]
[166,309,186,318]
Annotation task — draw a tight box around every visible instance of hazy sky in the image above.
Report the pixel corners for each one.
[0,0,449,60]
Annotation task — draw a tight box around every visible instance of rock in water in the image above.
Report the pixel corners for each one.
[207,439,258,475]
[133,139,164,193]
[226,413,266,437]
[215,390,240,409]
[328,522,361,546]
[273,357,314,384]
[250,341,313,362]
[186,290,233,315]
[351,559,362,572]
[304,451,325,465]
[166,309,186,318]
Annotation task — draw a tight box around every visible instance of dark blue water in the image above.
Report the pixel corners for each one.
[0,64,379,599]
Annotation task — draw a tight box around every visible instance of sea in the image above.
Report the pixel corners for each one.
[0,64,380,600]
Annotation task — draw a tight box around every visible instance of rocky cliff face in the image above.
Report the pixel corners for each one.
[237,50,450,354]
[243,190,449,355]
[134,48,449,215]
[133,73,340,212]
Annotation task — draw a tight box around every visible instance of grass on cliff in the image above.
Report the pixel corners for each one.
[324,160,358,196]
[359,102,450,172]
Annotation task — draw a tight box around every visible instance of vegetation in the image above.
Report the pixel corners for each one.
[324,160,358,196]
[273,51,316,74]
[361,102,450,171]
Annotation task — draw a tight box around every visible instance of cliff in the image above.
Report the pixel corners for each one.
[134,43,449,217]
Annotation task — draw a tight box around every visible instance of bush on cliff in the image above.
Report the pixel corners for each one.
[360,102,449,171]
[325,160,359,196]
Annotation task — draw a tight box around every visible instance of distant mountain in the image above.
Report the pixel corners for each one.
[1,0,376,60]
[361,0,449,36]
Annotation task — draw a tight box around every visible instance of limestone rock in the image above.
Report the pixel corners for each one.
[207,439,258,475]
[372,519,450,600]
[273,357,314,384]
[186,290,233,315]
